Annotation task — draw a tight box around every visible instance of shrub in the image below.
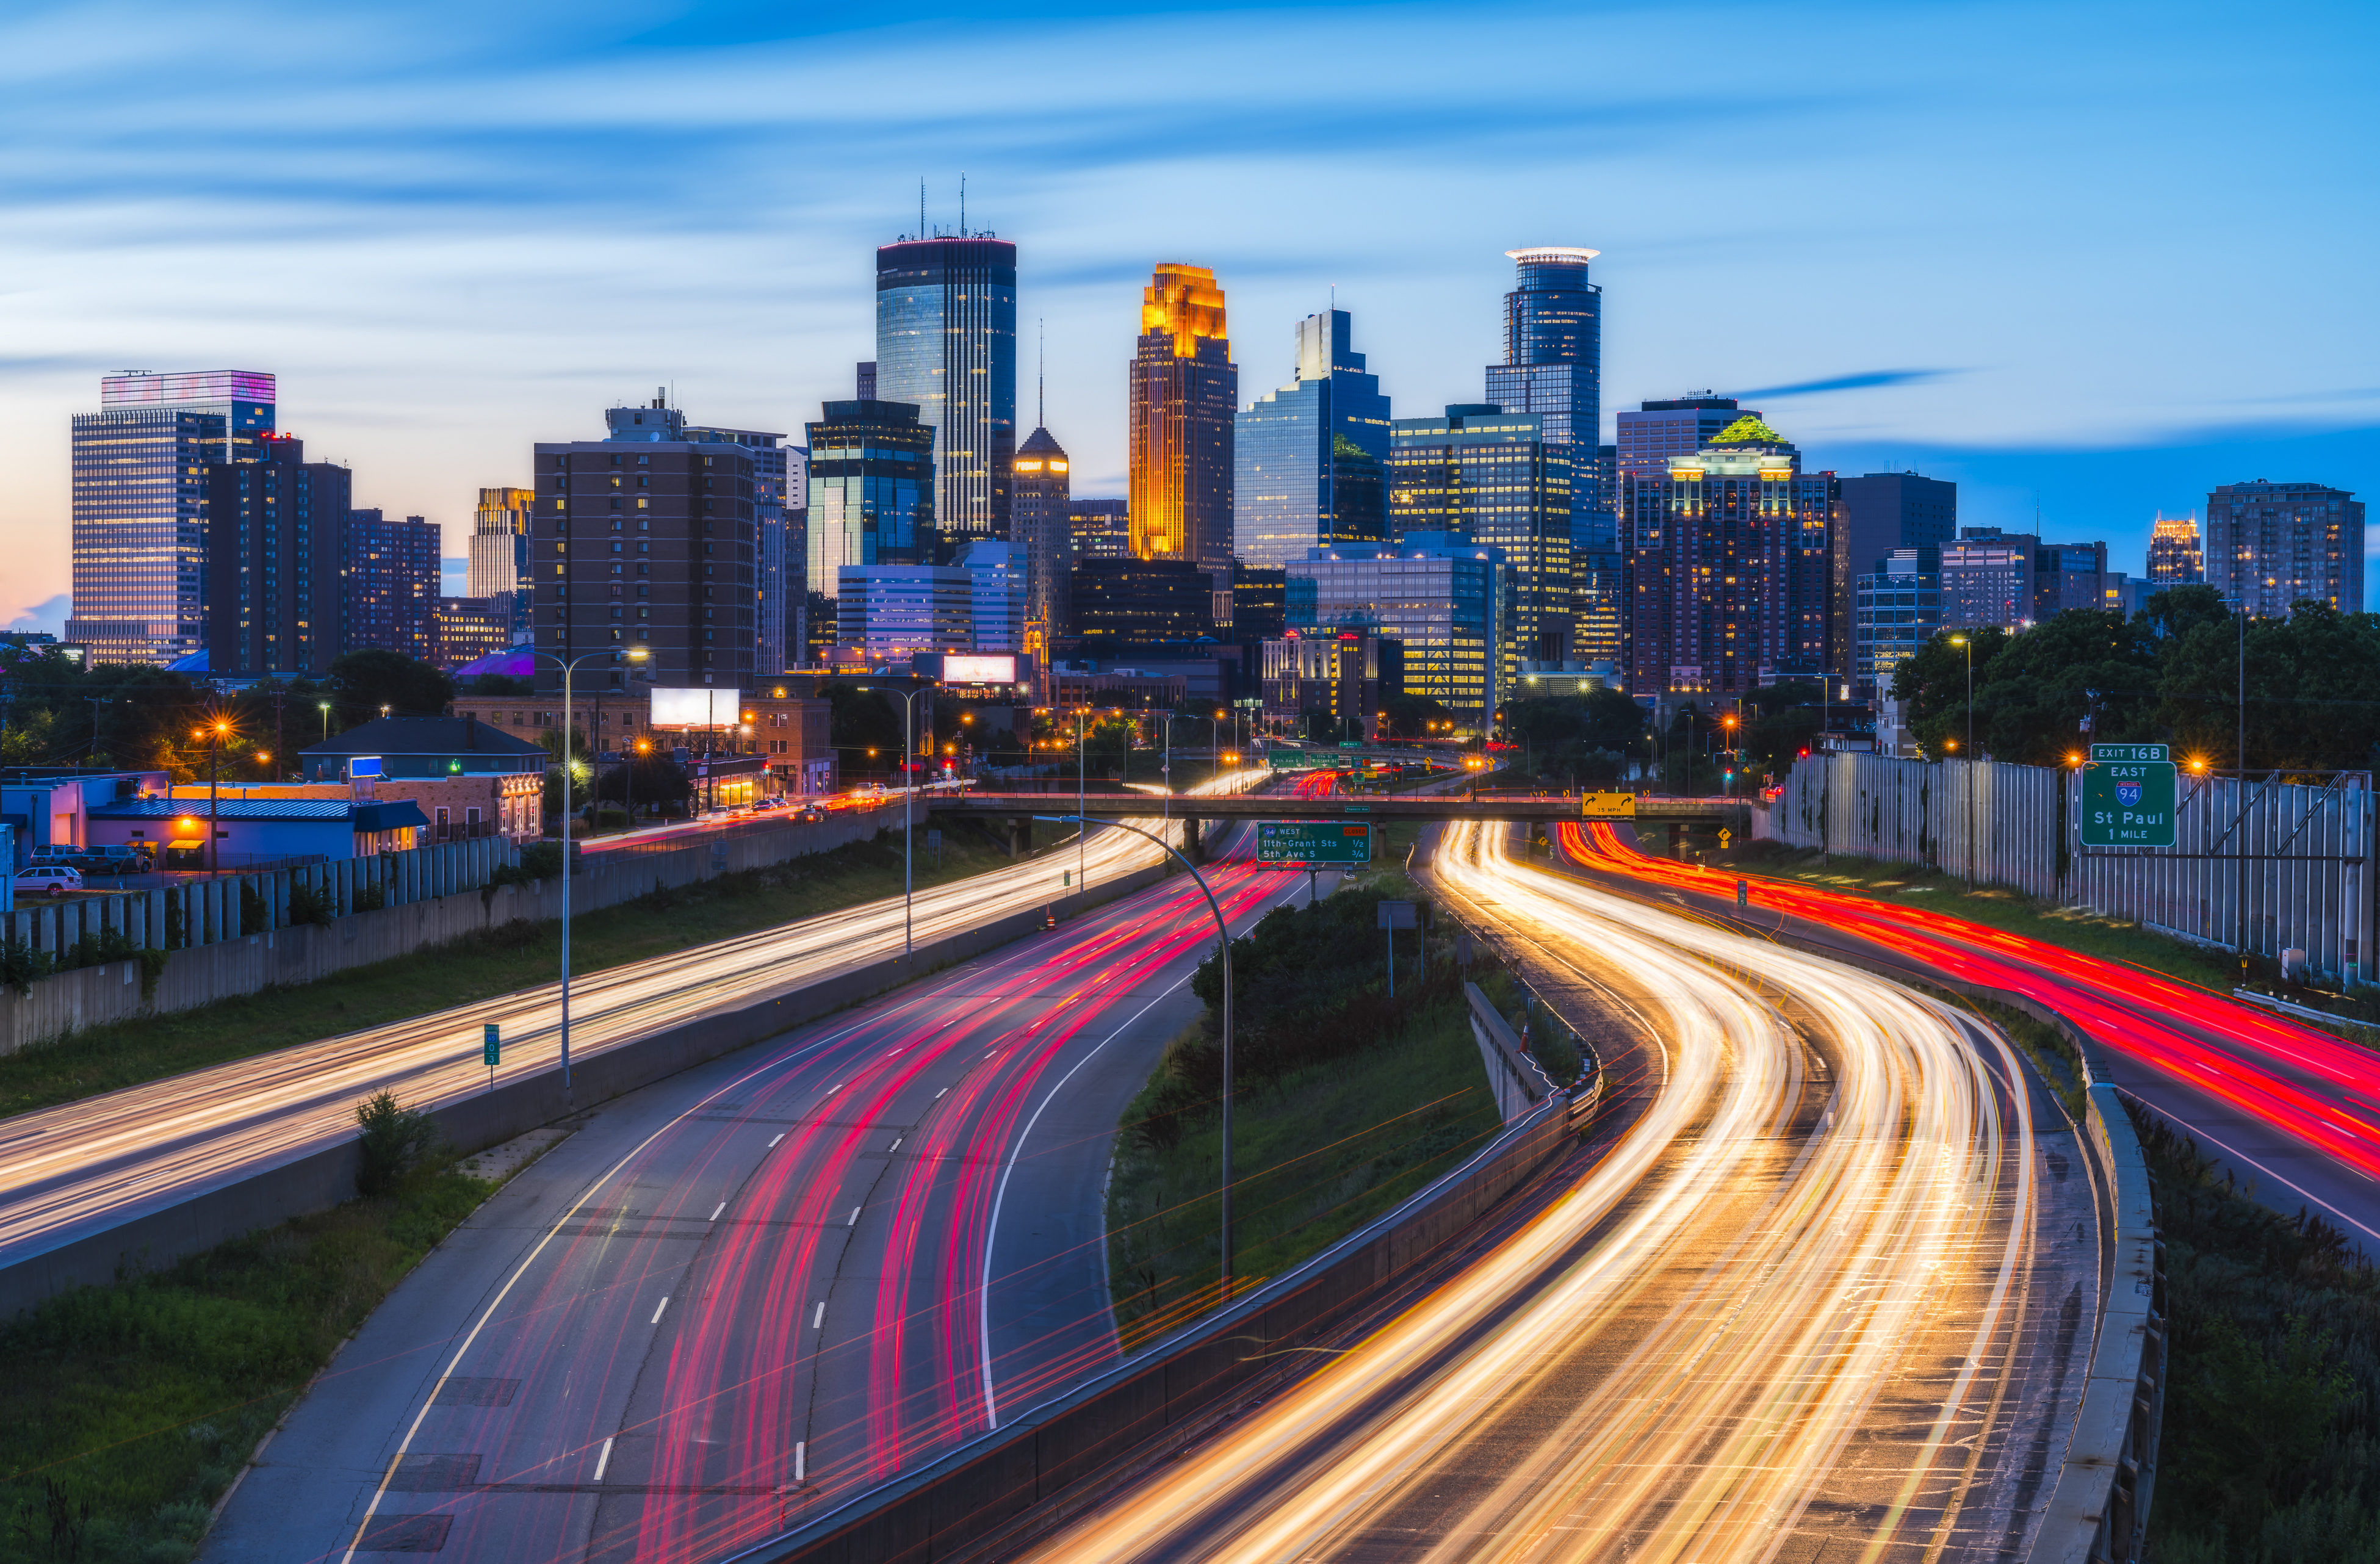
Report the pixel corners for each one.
[285,878,336,928]
[354,1090,442,1196]
[352,882,387,912]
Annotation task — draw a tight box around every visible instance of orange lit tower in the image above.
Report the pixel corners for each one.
[1128,264,1237,618]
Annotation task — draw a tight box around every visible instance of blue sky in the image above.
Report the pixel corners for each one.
[4,0,2375,632]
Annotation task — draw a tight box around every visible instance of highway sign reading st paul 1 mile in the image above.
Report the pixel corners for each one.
[2080,741,2178,848]
[1256,821,1375,866]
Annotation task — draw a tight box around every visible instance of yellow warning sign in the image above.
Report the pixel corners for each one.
[1580,792,1637,818]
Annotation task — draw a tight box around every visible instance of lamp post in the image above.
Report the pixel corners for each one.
[319,701,331,743]
[2236,607,2250,974]
[1948,634,1974,884]
[887,679,936,965]
[530,644,647,1104]
[1040,813,1236,1302]
[194,716,231,872]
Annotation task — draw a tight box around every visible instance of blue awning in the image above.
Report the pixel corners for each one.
[352,800,431,833]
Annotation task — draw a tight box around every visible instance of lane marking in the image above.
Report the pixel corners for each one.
[593,1438,613,1482]
[2121,1086,2380,1245]
[650,1296,669,1325]
[812,1300,826,1329]
[709,1202,726,1222]
[794,1441,806,1483]
[888,1137,902,1153]
[767,1132,785,1148]
[846,1206,860,1227]
[936,1087,950,1100]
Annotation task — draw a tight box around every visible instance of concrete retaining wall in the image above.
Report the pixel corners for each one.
[0,859,1169,1319]
[0,805,907,1054]
[719,1093,1580,1564]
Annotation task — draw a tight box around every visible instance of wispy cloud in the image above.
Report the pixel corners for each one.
[7,594,70,636]
[1735,369,1954,398]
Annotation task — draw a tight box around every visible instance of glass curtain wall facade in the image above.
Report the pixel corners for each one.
[1128,265,1236,610]
[1387,406,1571,682]
[1853,549,1941,699]
[1287,533,1504,727]
[1621,415,1837,701]
[803,400,937,615]
[874,237,1016,544]
[1233,309,1391,568]
[69,370,277,665]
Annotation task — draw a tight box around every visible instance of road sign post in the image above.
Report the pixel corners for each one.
[1580,791,1636,818]
[1377,899,1418,995]
[2080,742,2178,848]
[482,1022,500,1092]
[1256,821,1375,867]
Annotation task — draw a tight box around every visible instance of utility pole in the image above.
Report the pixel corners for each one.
[2237,607,2250,976]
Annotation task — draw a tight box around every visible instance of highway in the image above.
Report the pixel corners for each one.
[1557,821,2380,1241]
[206,820,1317,1563]
[0,772,1258,1287]
[1015,821,2094,1564]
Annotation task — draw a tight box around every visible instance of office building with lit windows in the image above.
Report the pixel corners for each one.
[201,433,350,678]
[69,370,277,665]
[1286,532,1504,727]
[1615,396,1747,481]
[803,394,937,602]
[2146,512,2204,585]
[2206,481,2362,615]
[1012,425,1071,653]
[1234,309,1391,568]
[1484,248,1603,527]
[1071,557,1218,646]
[874,234,1015,543]
[1070,498,1129,560]
[1621,414,1837,702]
[1853,548,1942,699]
[685,425,793,672]
[344,507,439,663]
[1128,264,1236,616]
[467,486,534,641]
[528,394,760,695]
[1388,405,1570,681]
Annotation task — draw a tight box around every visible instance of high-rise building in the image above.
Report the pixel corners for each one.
[1615,395,1745,482]
[1835,472,1956,684]
[685,426,792,672]
[432,597,515,669]
[1070,498,1130,560]
[201,433,350,678]
[1234,309,1391,568]
[2146,512,2204,585]
[1128,264,1236,619]
[1012,425,1072,657]
[1261,630,1398,740]
[1231,561,1287,645]
[344,508,440,661]
[2207,481,2363,615]
[804,394,937,610]
[1070,558,1218,646]
[70,370,277,665]
[1387,405,1571,679]
[875,235,1015,543]
[1853,548,1941,699]
[834,541,1023,660]
[1621,414,1836,701]
[1938,530,2039,630]
[467,486,533,641]
[1286,533,1504,727]
[1484,248,1601,510]
[2033,540,2109,618]
[528,393,760,695]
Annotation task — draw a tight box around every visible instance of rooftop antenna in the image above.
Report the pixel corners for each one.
[959,172,967,237]
[920,178,926,239]
[1037,317,1046,428]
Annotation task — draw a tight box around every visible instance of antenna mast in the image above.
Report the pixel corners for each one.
[959,173,967,236]
[1037,318,1045,428]
[920,178,926,239]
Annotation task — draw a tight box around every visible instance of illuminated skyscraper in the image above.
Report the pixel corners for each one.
[1485,248,1603,530]
[1388,405,1571,681]
[874,234,1015,544]
[2207,481,2364,615]
[804,395,937,611]
[1012,424,1071,655]
[68,370,276,665]
[1234,309,1391,568]
[1128,264,1236,618]
[467,486,533,639]
[2146,511,2205,585]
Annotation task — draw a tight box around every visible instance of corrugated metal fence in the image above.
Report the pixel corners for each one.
[1761,753,2375,981]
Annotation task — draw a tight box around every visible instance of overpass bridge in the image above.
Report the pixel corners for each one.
[925,790,1754,860]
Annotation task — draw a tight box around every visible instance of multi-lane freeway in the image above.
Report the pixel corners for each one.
[1012,820,2096,1564]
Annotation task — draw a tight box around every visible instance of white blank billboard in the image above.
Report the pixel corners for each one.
[942,655,1017,685]
[650,688,744,729]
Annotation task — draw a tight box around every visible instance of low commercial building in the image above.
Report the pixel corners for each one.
[1,769,170,863]
[1261,629,1400,738]
[299,715,547,841]
[84,795,430,866]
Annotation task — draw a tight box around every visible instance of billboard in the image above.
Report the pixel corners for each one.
[649,688,744,729]
[942,654,1019,686]
[1255,822,1374,866]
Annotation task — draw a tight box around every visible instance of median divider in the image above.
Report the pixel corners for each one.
[0,862,1169,1318]
[719,1091,1579,1564]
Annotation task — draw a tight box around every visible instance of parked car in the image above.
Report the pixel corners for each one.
[13,865,83,898]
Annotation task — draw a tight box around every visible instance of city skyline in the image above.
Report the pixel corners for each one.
[2,0,2372,634]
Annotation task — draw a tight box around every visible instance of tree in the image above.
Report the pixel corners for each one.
[1967,608,2162,765]
[2157,602,2380,773]
[1379,692,1453,739]
[1892,626,2008,757]
[1503,690,1646,784]
[330,649,456,726]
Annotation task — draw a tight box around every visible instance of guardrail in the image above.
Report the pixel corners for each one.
[716,1090,1586,1564]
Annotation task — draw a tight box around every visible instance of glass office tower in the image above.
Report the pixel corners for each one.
[1234,309,1392,569]
[804,400,937,614]
[68,370,276,665]
[1128,264,1237,591]
[874,236,1016,544]
[1484,248,1602,529]
[1388,405,1571,682]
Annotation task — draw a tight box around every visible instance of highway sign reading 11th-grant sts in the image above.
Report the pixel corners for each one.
[1257,821,1375,866]
[2080,742,2177,848]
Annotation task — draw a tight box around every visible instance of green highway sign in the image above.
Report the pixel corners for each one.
[1267,752,1329,769]
[1256,821,1376,866]
[2080,742,2177,848]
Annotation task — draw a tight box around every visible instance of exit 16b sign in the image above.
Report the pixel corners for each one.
[2080,743,2177,848]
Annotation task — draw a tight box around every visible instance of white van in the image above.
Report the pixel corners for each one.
[13,865,83,898]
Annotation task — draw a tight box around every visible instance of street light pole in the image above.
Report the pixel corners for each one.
[899,681,934,965]
[533,645,647,1104]
[2237,607,2250,971]
[1040,813,1235,1302]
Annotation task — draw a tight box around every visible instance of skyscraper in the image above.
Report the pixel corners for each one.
[1835,471,1956,683]
[684,425,792,672]
[1128,264,1236,619]
[1938,530,2039,630]
[804,394,937,619]
[1615,395,1745,481]
[1012,424,1072,657]
[2146,511,2205,585]
[69,370,276,665]
[1234,309,1392,568]
[2206,481,2364,615]
[202,433,349,677]
[1070,498,1130,560]
[343,508,440,662]
[530,393,761,694]
[1621,414,1836,702]
[468,486,533,640]
[874,234,1015,544]
[1388,405,1572,679]
[1484,248,1602,527]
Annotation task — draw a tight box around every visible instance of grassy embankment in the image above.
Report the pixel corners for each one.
[0,818,1036,1122]
[2139,1111,2380,1562]
[0,1138,504,1563]
[1105,843,1546,1343]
